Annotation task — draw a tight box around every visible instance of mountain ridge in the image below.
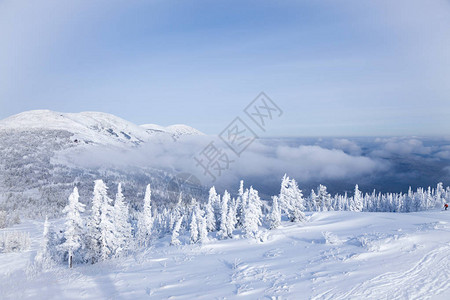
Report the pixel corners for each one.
[0,110,204,146]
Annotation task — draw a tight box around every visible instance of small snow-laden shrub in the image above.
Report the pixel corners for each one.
[322,231,342,245]
[0,231,31,253]
[356,234,380,252]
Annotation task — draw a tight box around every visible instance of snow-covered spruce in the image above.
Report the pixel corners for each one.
[60,187,85,268]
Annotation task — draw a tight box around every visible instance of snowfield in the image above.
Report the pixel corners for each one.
[2,211,450,299]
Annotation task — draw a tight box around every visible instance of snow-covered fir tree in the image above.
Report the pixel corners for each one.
[113,183,132,257]
[268,196,282,229]
[218,190,230,239]
[98,183,117,260]
[189,206,199,244]
[137,184,153,247]
[352,184,363,212]
[242,187,263,238]
[61,187,85,268]
[226,198,237,237]
[198,210,209,244]
[208,186,220,230]
[170,216,183,246]
[278,175,305,222]
[316,184,332,212]
[236,180,245,227]
[204,191,216,232]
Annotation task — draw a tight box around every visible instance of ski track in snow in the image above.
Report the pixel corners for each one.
[315,243,450,300]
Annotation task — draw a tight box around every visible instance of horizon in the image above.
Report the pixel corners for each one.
[2,108,450,139]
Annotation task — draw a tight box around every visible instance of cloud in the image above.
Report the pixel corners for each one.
[57,135,387,189]
[331,138,362,155]
[55,135,450,195]
[371,138,433,157]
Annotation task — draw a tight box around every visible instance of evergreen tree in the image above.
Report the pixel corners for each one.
[189,209,199,244]
[242,187,263,238]
[316,184,332,212]
[236,180,245,227]
[170,216,183,246]
[61,187,85,268]
[137,184,153,247]
[113,183,132,257]
[353,184,363,212]
[198,210,209,244]
[208,186,220,230]
[278,175,305,222]
[218,191,230,239]
[226,198,237,237]
[204,193,216,232]
[268,196,281,229]
[309,189,319,211]
[99,184,116,261]
[87,180,103,262]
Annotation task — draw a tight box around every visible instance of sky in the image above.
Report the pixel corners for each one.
[1,0,450,137]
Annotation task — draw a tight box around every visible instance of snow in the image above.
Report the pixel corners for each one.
[0,110,203,147]
[141,123,205,139]
[2,211,450,299]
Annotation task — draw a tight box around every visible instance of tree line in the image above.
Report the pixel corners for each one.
[35,175,450,268]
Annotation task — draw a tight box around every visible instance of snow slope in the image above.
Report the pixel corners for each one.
[2,211,450,299]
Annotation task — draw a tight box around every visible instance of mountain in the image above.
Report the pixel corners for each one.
[0,110,206,219]
[0,110,204,146]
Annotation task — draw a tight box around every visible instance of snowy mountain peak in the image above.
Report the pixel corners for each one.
[140,123,205,138]
[0,110,204,146]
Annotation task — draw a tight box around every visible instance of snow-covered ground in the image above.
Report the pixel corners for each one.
[2,211,450,299]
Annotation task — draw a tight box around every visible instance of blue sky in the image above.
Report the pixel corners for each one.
[1,0,449,136]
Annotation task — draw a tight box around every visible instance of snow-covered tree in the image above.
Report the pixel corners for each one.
[236,180,245,227]
[61,187,85,268]
[309,189,319,211]
[137,184,153,247]
[242,187,263,238]
[99,186,116,261]
[204,192,216,232]
[268,196,282,229]
[278,175,305,222]
[316,184,332,212]
[218,191,230,239]
[87,181,103,262]
[170,216,183,246]
[198,211,209,244]
[189,208,199,244]
[86,180,117,262]
[226,198,237,237]
[113,183,132,257]
[208,186,220,230]
[352,184,363,212]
